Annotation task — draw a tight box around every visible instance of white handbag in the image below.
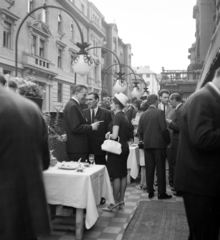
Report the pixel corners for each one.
[101,136,122,155]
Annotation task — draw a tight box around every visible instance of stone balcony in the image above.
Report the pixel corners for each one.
[22,52,57,78]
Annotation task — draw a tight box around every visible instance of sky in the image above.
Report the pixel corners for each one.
[90,0,197,74]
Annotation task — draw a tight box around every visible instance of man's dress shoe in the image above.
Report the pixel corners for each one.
[148,192,155,199]
[158,193,172,200]
[173,191,182,197]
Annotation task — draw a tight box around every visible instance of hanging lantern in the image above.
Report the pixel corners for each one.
[143,86,149,97]
[113,79,127,93]
[72,54,94,75]
[113,72,127,93]
[131,82,142,98]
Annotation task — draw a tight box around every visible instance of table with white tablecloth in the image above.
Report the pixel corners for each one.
[43,165,114,239]
[127,144,140,183]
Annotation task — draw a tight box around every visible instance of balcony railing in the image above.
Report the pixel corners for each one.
[22,53,50,70]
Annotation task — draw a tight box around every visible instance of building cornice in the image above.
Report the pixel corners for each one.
[55,0,105,38]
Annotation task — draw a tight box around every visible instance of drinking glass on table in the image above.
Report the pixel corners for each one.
[89,154,95,165]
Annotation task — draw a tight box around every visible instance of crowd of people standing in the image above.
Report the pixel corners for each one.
[1,67,220,239]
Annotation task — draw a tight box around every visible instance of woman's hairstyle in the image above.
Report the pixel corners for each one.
[140,100,149,111]
[112,97,124,109]
[134,99,143,110]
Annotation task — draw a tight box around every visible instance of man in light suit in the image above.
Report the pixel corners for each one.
[83,92,112,165]
[174,67,220,240]
[138,94,172,200]
[0,83,51,240]
[63,85,100,162]
[166,93,183,195]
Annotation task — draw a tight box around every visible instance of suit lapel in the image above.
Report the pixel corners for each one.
[95,108,101,120]
[71,99,86,122]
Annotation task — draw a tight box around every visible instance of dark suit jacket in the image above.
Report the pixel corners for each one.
[168,104,183,149]
[0,87,50,240]
[83,107,112,155]
[63,98,92,154]
[175,83,220,197]
[126,105,137,122]
[138,106,167,149]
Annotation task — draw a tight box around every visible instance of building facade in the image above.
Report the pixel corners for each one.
[196,0,220,88]
[0,0,132,111]
[159,68,200,101]
[132,66,160,96]
[101,22,132,97]
[159,0,215,99]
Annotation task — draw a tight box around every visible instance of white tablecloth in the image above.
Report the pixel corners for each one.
[127,145,140,179]
[43,165,114,229]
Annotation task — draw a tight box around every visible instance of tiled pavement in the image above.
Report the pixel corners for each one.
[41,179,183,240]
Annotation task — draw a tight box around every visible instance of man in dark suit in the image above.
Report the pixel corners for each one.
[174,67,220,240]
[83,92,112,165]
[158,89,175,187]
[166,93,183,195]
[138,94,172,200]
[63,85,100,162]
[0,83,51,240]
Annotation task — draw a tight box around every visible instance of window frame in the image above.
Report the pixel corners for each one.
[70,23,74,42]
[3,20,11,49]
[27,0,34,13]
[31,34,37,55]
[58,14,62,33]
[39,38,45,58]
[57,48,62,68]
[57,83,63,102]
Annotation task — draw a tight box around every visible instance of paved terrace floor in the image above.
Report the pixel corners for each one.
[41,175,183,240]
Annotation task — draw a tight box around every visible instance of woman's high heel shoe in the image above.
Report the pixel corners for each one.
[140,184,147,190]
[102,203,120,212]
[118,201,125,209]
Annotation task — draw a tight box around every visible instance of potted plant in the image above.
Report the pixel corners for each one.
[17,77,44,110]
[6,74,44,110]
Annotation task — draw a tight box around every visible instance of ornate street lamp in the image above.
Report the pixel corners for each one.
[102,63,137,93]
[131,81,142,98]
[15,4,133,92]
[113,72,127,93]
[15,4,91,76]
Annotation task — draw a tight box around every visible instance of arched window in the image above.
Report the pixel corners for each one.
[58,14,62,32]
[70,23,74,41]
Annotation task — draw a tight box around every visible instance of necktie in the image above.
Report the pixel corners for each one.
[163,105,165,112]
[91,109,95,123]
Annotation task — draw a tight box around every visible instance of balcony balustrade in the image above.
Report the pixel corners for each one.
[22,52,50,70]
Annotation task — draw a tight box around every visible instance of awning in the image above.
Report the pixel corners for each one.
[197,23,220,89]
